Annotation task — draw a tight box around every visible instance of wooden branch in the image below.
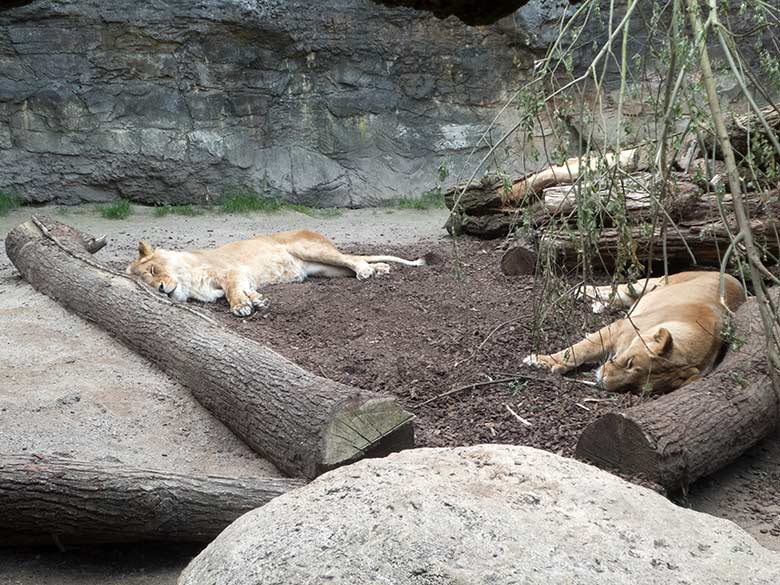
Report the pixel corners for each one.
[575,292,780,492]
[0,455,304,545]
[5,217,415,480]
[444,147,653,220]
[444,175,507,215]
[448,176,780,272]
[508,146,651,200]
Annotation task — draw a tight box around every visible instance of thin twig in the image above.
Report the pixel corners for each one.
[505,403,533,427]
[453,317,522,368]
[413,375,548,409]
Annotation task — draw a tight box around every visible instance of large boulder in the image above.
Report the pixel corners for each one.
[179,445,780,584]
[0,0,562,206]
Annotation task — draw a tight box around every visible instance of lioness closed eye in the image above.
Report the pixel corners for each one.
[523,271,746,394]
[127,230,426,317]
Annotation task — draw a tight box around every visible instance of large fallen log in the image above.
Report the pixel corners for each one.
[444,134,779,274]
[458,174,780,270]
[543,206,780,270]
[0,455,304,545]
[575,291,780,492]
[5,217,415,480]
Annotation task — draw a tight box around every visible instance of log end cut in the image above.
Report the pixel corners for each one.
[500,246,537,275]
[320,397,415,474]
[575,413,659,482]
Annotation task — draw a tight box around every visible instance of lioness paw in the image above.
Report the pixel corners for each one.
[371,262,391,276]
[523,354,541,367]
[231,303,254,317]
[355,262,374,280]
[249,293,270,310]
[523,354,565,373]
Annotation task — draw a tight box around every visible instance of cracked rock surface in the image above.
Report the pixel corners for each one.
[180,444,780,585]
[0,0,559,206]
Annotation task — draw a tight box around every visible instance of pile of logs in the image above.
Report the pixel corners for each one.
[445,106,780,272]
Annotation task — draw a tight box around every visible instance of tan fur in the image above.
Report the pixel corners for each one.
[127,230,425,317]
[523,271,746,394]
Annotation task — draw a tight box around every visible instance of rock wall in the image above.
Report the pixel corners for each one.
[0,0,557,206]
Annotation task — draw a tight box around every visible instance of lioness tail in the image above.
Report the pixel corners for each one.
[359,255,426,267]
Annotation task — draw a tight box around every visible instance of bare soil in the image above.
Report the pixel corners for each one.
[201,239,637,456]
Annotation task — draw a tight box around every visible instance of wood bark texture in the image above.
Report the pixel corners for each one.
[5,217,415,480]
[543,196,780,270]
[575,291,780,492]
[0,455,304,545]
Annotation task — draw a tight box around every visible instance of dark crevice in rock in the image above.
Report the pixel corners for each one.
[370,0,583,26]
[0,1,34,13]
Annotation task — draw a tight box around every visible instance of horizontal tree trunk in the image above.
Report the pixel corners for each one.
[444,147,653,218]
[575,292,780,492]
[0,455,304,545]
[5,217,415,480]
[543,213,780,270]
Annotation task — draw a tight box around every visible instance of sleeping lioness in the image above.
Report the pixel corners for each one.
[523,271,746,393]
[127,230,426,316]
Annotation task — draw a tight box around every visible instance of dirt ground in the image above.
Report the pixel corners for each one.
[1,205,779,585]
[201,239,631,456]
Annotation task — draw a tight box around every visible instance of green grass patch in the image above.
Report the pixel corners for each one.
[395,189,446,210]
[220,191,341,218]
[284,204,343,218]
[221,192,284,214]
[153,204,204,217]
[99,199,132,220]
[0,191,20,216]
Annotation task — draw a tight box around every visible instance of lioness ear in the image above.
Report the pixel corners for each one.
[138,240,154,259]
[652,327,673,355]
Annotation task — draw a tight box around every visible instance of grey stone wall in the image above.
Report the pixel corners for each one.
[0,0,554,206]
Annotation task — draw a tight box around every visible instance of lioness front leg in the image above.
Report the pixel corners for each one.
[523,324,616,374]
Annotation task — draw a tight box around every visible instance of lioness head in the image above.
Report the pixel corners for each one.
[126,241,187,302]
[596,328,699,394]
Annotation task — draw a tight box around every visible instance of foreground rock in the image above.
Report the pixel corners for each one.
[179,445,780,584]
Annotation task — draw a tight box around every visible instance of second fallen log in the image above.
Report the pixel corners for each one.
[0,455,305,546]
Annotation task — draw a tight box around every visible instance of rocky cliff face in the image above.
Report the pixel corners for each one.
[0,0,557,206]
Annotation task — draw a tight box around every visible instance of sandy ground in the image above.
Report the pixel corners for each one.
[0,204,777,584]
[0,205,449,585]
